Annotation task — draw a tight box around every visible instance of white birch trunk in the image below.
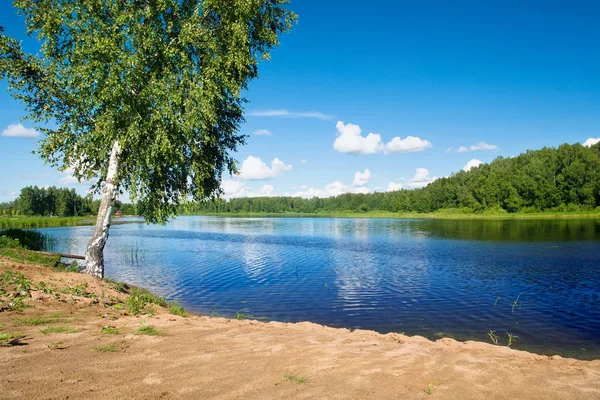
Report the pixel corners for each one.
[85,140,121,278]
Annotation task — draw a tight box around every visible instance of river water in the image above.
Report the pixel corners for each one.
[37,216,600,359]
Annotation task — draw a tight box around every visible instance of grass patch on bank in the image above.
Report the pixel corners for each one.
[168,302,188,317]
[283,373,308,384]
[0,248,61,268]
[40,325,79,334]
[101,325,120,335]
[183,209,600,220]
[0,216,94,229]
[136,325,162,336]
[0,331,24,346]
[92,343,120,352]
[16,313,68,326]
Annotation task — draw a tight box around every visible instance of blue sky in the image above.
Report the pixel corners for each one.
[1,1,600,201]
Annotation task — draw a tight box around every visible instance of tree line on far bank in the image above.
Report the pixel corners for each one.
[184,142,600,215]
[0,186,136,217]
[3,142,600,218]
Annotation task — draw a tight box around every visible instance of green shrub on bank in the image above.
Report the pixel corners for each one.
[0,229,49,251]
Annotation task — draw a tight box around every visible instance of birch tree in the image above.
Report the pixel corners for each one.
[0,0,296,278]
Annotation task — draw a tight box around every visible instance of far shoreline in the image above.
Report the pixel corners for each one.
[2,210,600,229]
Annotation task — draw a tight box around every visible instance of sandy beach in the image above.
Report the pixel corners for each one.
[1,255,599,400]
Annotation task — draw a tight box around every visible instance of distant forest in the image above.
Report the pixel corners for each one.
[186,142,600,214]
[0,186,135,217]
[2,142,599,217]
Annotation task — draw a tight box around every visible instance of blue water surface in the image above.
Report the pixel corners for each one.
[38,217,600,359]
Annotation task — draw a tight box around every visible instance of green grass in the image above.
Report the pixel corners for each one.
[183,209,600,220]
[0,248,61,268]
[126,288,168,315]
[0,331,24,346]
[0,216,94,229]
[283,373,308,384]
[16,313,67,326]
[92,343,120,352]
[100,325,120,335]
[0,229,50,251]
[40,325,79,334]
[168,302,188,317]
[426,382,435,395]
[136,325,162,336]
[48,341,64,350]
[487,330,500,345]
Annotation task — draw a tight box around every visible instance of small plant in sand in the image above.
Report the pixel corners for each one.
[487,330,499,345]
[283,373,308,384]
[506,333,518,347]
[101,325,120,335]
[40,326,79,334]
[136,321,162,336]
[48,341,64,350]
[235,312,245,320]
[168,302,188,317]
[93,343,120,353]
[127,288,168,315]
[16,312,67,326]
[426,382,435,395]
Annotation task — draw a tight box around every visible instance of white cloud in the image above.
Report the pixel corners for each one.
[254,129,272,136]
[60,175,80,185]
[1,123,39,138]
[386,182,403,192]
[583,138,600,147]
[221,180,277,199]
[292,181,371,198]
[456,142,498,152]
[237,156,292,180]
[333,121,384,154]
[333,121,432,155]
[404,168,438,189]
[352,169,371,187]
[385,136,432,154]
[463,159,484,171]
[60,167,81,185]
[446,147,453,153]
[247,110,333,120]
[300,160,307,164]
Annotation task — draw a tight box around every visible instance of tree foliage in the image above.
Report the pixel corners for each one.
[188,142,600,214]
[0,0,296,223]
[0,186,136,217]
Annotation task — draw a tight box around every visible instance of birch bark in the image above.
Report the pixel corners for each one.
[85,140,121,278]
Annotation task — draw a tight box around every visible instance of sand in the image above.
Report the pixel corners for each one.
[1,255,599,399]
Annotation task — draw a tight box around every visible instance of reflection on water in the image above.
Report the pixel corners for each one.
[37,216,600,359]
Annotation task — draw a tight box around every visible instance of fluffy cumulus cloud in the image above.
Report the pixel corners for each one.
[333,121,383,154]
[404,168,438,189]
[386,182,403,192]
[60,167,83,185]
[1,123,39,138]
[237,156,292,180]
[583,138,600,147]
[254,129,272,136]
[247,110,333,120]
[221,180,276,199]
[463,159,484,171]
[352,168,371,187]
[291,181,370,199]
[456,142,498,152]
[385,136,432,154]
[333,121,432,155]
